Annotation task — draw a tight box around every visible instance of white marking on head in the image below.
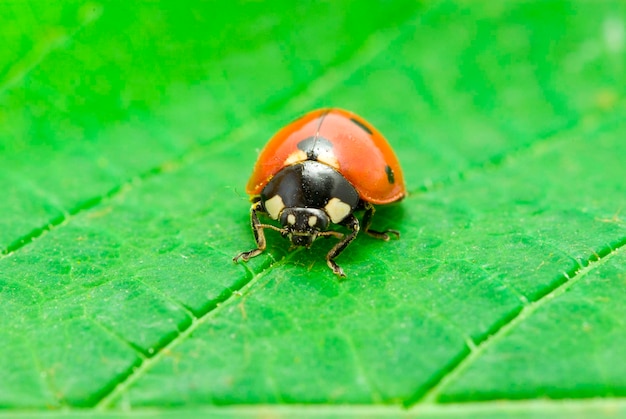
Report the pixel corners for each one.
[324,197,351,223]
[287,214,296,225]
[264,195,285,220]
[316,153,340,169]
[283,150,308,166]
[308,215,317,227]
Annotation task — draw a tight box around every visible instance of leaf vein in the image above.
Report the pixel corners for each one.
[0,2,102,96]
[410,108,626,198]
[92,252,300,409]
[411,118,581,196]
[409,236,626,406]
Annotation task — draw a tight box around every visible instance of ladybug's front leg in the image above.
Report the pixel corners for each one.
[362,203,400,241]
[234,202,268,263]
[326,214,360,277]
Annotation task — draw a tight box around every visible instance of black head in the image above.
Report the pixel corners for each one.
[279,207,330,248]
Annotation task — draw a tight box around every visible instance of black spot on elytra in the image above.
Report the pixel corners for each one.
[350,117,373,135]
[297,136,334,161]
[385,165,395,184]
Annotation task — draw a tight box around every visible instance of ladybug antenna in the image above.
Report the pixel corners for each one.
[318,230,343,239]
[257,223,289,236]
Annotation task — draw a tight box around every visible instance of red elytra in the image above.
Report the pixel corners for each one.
[246,108,405,204]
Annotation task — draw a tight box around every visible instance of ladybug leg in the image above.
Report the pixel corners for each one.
[234,202,283,263]
[362,203,400,241]
[326,214,360,277]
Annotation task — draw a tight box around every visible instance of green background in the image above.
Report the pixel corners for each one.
[1,0,626,417]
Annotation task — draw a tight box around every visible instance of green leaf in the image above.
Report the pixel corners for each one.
[1,0,625,417]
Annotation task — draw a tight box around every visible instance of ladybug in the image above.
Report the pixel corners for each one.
[233,108,405,277]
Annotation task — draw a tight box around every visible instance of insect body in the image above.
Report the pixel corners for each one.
[233,108,405,277]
